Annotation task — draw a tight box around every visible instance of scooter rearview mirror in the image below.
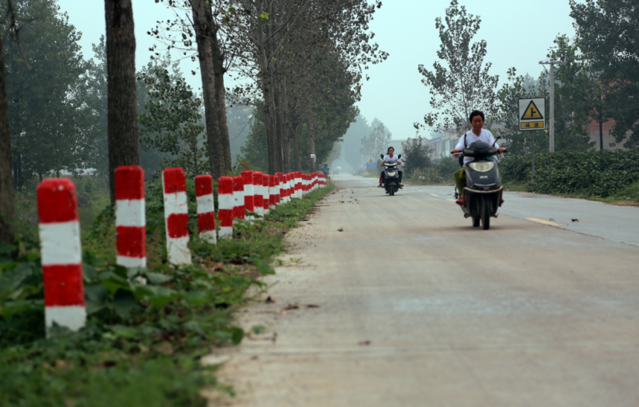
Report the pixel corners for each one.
[380,154,384,159]
[398,154,401,159]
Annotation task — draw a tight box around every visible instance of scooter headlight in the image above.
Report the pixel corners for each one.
[469,161,495,172]
[386,171,397,177]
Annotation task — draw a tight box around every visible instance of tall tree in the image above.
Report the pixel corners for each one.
[360,119,392,162]
[7,0,92,187]
[105,0,139,203]
[417,0,499,133]
[570,0,639,149]
[0,0,24,248]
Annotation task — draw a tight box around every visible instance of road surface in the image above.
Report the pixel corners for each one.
[212,175,639,407]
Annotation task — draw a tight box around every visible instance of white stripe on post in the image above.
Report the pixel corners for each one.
[162,168,192,265]
[242,170,255,220]
[253,172,264,216]
[115,166,146,269]
[217,177,234,238]
[263,174,270,215]
[195,174,216,244]
[37,178,86,333]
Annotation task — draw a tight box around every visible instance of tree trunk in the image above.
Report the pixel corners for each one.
[105,0,139,204]
[308,117,316,173]
[209,21,232,175]
[191,0,227,179]
[273,70,285,172]
[0,52,16,247]
[281,78,291,172]
[292,121,301,171]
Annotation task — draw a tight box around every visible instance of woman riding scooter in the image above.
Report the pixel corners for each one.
[451,111,505,205]
[378,147,403,188]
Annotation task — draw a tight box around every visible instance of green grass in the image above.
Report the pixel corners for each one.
[0,178,334,406]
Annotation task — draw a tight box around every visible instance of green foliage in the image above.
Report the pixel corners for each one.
[401,136,434,177]
[570,0,639,149]
[5,0,97,187]
[500,151,639,197]
[138,58,208,179]
[360,119,391,162]
[0,177,334,405]
[417,0,499,132]
[436,157,459,180]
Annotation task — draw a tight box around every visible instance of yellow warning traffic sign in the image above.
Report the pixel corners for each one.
[518,98,546,131]
[521,100,544,120]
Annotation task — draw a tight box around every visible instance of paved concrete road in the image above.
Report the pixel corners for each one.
[214,175,639,407]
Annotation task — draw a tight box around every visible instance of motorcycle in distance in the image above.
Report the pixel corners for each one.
[451,140,506,230]
[380,154,401,196]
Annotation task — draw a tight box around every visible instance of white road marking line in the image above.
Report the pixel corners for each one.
[526,218,560,227]
[447,199,456,202]
[430,194,439,197]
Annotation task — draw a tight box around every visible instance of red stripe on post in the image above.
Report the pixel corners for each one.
[116,226,146,258]
[37,179,78,224]
[167,213,189,238]
[43,264,85,306]
[197,212,216,232]
[241,170,253,186]
[218,209,233,227]
[163,168,187,193]
[115,166,145,200]
[233,176,245,219]
[218,176,233,194]
[195,174,213,196]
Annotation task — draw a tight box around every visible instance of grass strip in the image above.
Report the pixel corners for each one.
[0,180,334,407]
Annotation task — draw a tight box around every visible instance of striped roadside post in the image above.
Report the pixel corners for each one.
[253,172,263,216]
[37,178,86,333]
[280,173,288,203]
[269,175,277,209]
[276,173,284,205]
[217,177,234,238]
[263,175,270,215]
[232,176,245,222]
[115,166,146,269]
[285,174,292,202]
[294,171,302,199]
[195,174,216,244]
[162,168,191,265]
[301,174,307,195]
[241,170,255,220]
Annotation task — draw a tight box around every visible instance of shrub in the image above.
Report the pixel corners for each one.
[500,150,639,197]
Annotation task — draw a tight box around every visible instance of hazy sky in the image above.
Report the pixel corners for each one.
[58,0,579,139]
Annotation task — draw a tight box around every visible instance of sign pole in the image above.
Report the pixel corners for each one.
[531,131,536,182]
[549,62,555,153]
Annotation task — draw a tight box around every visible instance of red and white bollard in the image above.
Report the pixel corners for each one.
[263,175,270,215]
[115,166,146,269]
[280,173,288,203]
[269,175,277,209]
[195,175,216,244]
[253,172,263,216]
[218,176,234,238]
[293,171,302,199]
[286,174,293,202]
[242,170,255,220]
[233,176,245,222]
[162,168,191,265]
[37,178,86,333]
[274,173,281,205]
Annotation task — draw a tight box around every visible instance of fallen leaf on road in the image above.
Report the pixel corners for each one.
[284,304,300,310]
[571,219,579,222]
[307,304,320,308]
[265,296,276,304]
[358,340,371,346]
[337,228,343,232]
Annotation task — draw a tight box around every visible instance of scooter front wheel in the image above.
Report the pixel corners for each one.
[472,216,480,227]
[481,195,491,230]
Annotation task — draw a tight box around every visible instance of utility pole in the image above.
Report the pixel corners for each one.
[539,60,558,153]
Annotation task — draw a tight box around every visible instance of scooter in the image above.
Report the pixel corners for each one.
[451,142,506,230]
[380,154,401,196]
